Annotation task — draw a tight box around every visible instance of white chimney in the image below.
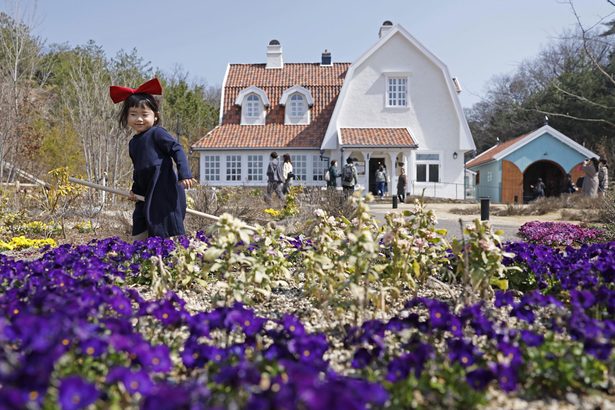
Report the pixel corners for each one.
[266,39,283,69]
[378,20,394,38]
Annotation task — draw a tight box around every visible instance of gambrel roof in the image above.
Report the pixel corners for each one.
[323,24,475,151]
[192,63,349,150]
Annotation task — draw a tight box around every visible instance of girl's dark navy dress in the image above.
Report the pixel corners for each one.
[129,126,192,238]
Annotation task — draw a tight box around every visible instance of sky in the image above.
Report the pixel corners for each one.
[4,0,615,108]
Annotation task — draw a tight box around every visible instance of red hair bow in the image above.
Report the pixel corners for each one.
[109,78,163,104]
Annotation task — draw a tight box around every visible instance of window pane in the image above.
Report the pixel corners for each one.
[290,155,307,181]
[387,77,407,107]
[203,155,220,181]
[429,164,439,182]
[245,94,261,118]
[289,94,306,117]
[416,164,427,182]
[247,155,263,181]
[416,153,439,161]
[226,155,242,181]
[312,155,327,181]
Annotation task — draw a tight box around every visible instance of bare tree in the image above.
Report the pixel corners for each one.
[0,1,45,181]
[59,43,118,208]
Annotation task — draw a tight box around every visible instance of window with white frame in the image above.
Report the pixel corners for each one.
[386,77,408,107]
[290,154,307,182]
[312,155,328,181]
[202,155,220,181]
[247,155,264,181]
[287,93,309,124]
[245,94,260,117]
[226,155,242,181]
[241,93,263,124]
[415,153,440,183]
[241,94,265,125]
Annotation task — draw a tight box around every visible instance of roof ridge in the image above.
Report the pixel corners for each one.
[228,62,352,66]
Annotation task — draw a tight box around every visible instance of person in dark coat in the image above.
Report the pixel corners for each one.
[397,168,408,203]
[326,159,341,188]
[265,152,285,202]
[563,173,577,194]
[531,178,546,199]
[111,78,195,240]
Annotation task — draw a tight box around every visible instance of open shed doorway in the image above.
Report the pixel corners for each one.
[523,160,565,202]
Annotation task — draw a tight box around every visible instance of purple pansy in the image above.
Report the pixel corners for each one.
[447,338,477,367]
[58,376,99,410]
[106,366,153,395]
[466,367,495,391]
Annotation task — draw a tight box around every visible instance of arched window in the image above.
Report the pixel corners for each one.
[280,85,313,125]
[236,86,269,125]
[289,94,307,119]
[245,94,261,118]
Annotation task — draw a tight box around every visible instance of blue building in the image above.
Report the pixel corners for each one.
[465,125,598,203]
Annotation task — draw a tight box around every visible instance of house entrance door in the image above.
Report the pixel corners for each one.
[369,158,386,196]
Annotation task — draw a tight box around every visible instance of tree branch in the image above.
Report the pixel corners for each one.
[567,0,615,86]
[528,107,615,127]
[551,81,615,110]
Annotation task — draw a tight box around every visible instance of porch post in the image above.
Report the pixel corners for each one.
[364,151,372,194]
[388,151,397,198]
[408,150,416,195]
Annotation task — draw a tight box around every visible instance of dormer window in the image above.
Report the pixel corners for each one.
[245,94,261,119]
[288,94,308,124]
[280,85,313,125]
[235,86,269,125]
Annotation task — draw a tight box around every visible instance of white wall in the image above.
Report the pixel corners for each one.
[334,32,466,196]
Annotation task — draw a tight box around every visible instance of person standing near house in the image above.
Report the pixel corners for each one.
[531,178,546,199]
[110,78,195,240]
[598,159,609,196]
[375,164,387,198]
[282,154,294,195]
[562,173,577,194]
[397,168,408,203]
[326,159,341,189]
[581,158,600,197]
[341,157,358,196]
[266,152,285,202]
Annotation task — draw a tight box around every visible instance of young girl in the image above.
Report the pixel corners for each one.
[282,153,294,195]
[110,78,195,240]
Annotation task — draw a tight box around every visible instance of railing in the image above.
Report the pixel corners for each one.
[0,160,47,186]
[408,180,476,201]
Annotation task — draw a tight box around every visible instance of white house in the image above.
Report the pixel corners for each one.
[192,21,476,199]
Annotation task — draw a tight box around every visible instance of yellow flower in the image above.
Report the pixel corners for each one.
[0,236,57,251]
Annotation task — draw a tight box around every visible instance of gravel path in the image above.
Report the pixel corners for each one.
[368,201,564,242]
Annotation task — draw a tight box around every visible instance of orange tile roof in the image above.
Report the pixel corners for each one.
[193,124,324,149]
[192,63,350,150]
[465,133,529,168]
[340,128,417,147]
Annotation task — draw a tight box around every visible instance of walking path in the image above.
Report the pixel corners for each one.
[368,201,563,241]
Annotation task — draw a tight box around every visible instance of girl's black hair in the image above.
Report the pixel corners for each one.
[591,157,599,172]
[118,93,161,128]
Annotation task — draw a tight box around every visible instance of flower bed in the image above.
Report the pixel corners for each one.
[1,203,613,409]
[518,221,603,246]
